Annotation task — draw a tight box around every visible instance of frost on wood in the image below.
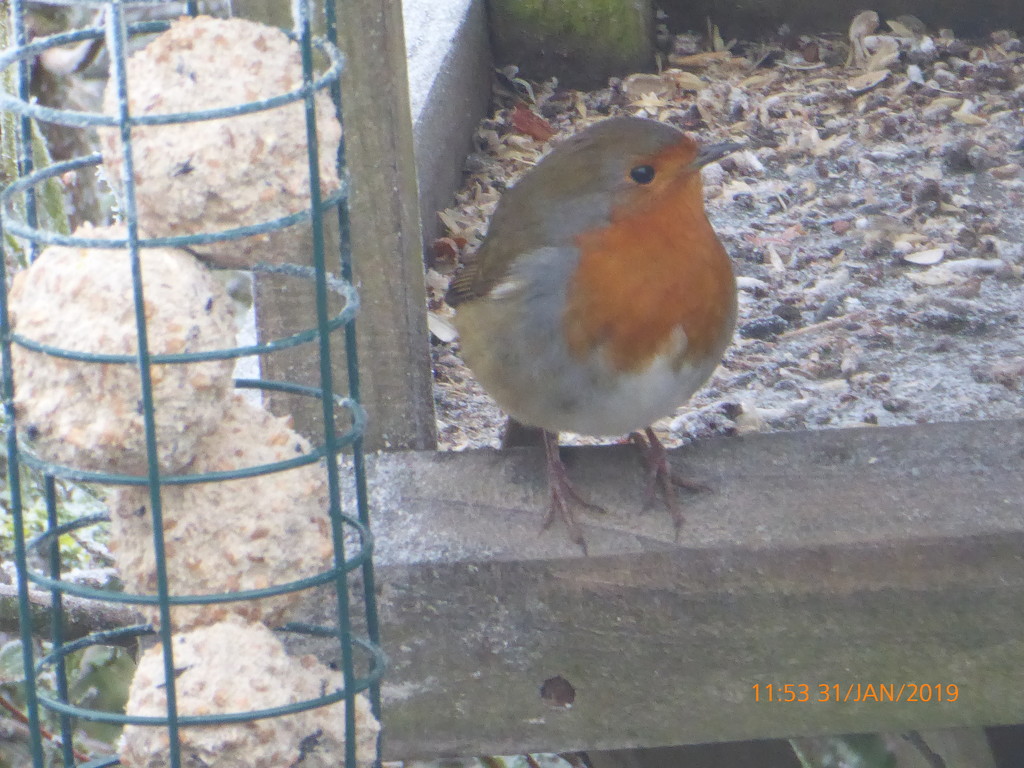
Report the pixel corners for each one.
[9,224,236,474]
[99,15,342,268]
[108,395,334,630]
[119,618,380,768]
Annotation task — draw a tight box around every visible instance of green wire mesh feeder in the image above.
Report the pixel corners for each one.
[1,1,385,766]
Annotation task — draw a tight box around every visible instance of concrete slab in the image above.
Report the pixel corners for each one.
[403,0,492,250]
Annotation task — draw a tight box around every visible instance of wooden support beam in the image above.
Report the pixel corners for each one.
[333,0,437,451]
[249,0,437,451]
[295,418,1024,759]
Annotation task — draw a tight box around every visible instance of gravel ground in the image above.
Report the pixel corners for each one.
[428,20,1024,451]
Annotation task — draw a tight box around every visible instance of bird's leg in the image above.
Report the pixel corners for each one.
[541,429,606,555]
[501,417,545,448]
[629,426,708,537]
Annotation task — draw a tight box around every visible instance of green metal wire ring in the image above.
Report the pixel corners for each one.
[5,258,358,364]
[0,153,351,252]
[33,625,386,727]
[0,20,345,129]
[26,507,374,604]
[12,380,367,485]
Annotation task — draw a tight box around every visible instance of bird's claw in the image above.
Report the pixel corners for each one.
[630,427,708,538]
[542,430,606,555]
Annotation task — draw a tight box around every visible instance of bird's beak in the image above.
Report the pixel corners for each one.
[692,141,742,169]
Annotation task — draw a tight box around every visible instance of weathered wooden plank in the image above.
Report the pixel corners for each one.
[250,0,437,450]
[332,0,437,450]
[365,418,1024,563]
[293,419,1024,759]
[585,731,1001,768]
[587,739,803,768]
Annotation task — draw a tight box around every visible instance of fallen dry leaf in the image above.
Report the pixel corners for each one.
[663,69,706,91]
[623,73,674,99]
[847,70,889,93]
[903,247,946,265]
[886,19,916,38]
[865,36,900,70]
[510,103,555,142]
[430,237,463,267]
[847,10,880,67]
[427,312,459,343]
[667,50,735,69]
[952,100,987,125]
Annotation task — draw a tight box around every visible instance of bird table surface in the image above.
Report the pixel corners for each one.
[292,418,1024,759]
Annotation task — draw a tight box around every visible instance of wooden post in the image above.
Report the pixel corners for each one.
[331,0,437,450]
[249,0,437,451]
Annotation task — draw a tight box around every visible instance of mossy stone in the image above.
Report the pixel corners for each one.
[488,0,655,89]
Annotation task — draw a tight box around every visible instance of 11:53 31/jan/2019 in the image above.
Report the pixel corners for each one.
[751,683,959,703]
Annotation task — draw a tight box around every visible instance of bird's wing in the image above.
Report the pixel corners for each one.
[444,234,520,307]
[443,260,481,306]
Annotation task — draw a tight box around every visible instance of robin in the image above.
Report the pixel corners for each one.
[446,115,739,551]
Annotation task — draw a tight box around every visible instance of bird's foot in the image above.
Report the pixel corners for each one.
[541,430,606,555]
[629,426,708,537]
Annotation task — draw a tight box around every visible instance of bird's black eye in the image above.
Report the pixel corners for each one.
[630,164,656,184]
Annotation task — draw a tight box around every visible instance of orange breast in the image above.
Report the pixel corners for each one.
[563,178,736,373]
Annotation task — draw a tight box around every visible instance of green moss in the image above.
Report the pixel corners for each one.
[498,0,648,51]
[489,0,655,88]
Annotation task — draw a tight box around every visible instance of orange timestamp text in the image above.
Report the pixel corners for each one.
[751,683,959,703]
